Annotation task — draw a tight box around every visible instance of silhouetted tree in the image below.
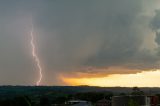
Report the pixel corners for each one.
[13,96,32,106]
[40,96,50,106]
[128,99,139,106]
[131,87,144,95]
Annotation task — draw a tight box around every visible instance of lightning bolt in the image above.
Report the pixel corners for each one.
[30,24,42,86]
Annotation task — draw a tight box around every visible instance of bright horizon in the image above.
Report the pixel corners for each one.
[62,70,160,87]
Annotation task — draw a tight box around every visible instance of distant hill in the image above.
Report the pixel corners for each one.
[0,86,160,98]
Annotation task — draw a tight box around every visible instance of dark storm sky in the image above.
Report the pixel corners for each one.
[0,0,160,85]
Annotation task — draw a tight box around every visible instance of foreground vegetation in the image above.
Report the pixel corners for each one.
[0,86,159,106]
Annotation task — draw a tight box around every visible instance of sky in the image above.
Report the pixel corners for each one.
[1,0,160,86]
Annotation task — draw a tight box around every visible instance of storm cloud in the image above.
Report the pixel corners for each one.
[0,0,160,85]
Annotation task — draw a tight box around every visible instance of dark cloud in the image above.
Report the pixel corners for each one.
[155,32,160,45]
[34,0,158,72]
[0,0,159,85]
[151,10,160,56]
[151,10,160,30]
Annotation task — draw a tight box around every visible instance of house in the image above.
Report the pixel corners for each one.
[96,98,111,106]
[66,100,92,106]
[112,95,150,106]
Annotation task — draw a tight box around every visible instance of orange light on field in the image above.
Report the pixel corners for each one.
[62,70,160,87]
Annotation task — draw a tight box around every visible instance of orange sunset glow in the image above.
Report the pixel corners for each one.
[62,70,160,87]
[1,0,160,87]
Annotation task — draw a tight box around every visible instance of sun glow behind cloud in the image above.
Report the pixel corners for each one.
[62,70,160,87]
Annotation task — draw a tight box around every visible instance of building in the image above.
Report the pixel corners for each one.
[112,95,150,106]
[148,96,159,106]
[96,99,111,106]
[65,100,92,106]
